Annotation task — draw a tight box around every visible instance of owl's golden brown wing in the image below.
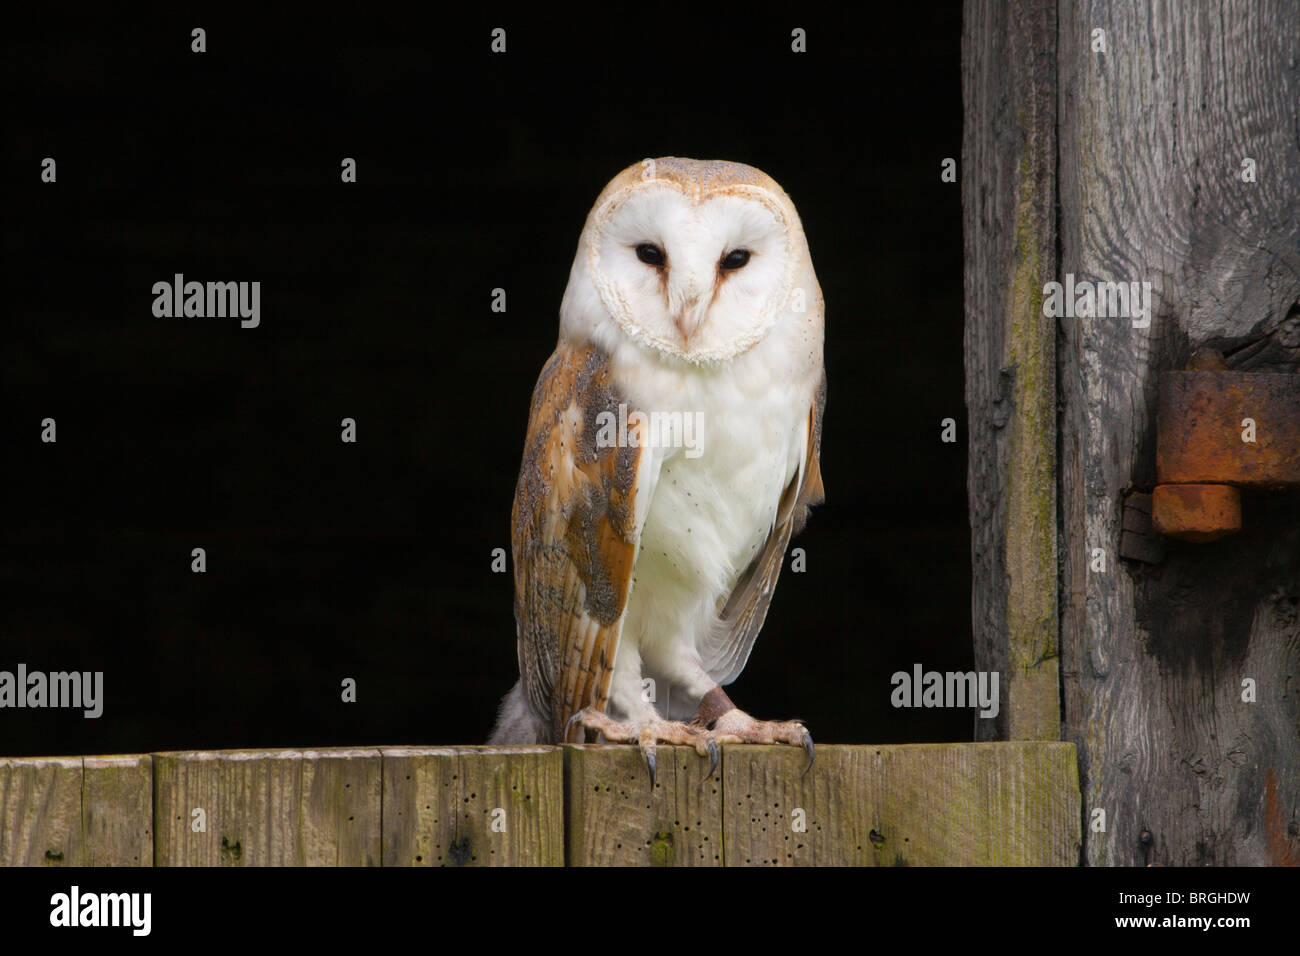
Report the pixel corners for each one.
[511,341,651,743]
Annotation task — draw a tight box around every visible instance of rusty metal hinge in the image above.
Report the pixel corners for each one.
[1152,355,1300,542]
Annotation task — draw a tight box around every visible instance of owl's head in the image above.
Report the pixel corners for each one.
[560,157,817,365]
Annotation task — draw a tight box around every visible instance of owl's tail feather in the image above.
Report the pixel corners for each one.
[487,680,552,744]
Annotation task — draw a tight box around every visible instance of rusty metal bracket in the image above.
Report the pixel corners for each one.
[1153,370,1300,541]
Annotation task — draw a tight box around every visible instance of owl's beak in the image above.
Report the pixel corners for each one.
[674,298,706,343]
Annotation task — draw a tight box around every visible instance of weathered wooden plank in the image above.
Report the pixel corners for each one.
[3,745,1084,866]
[300,749,382,865]
[962,0,1061,742]
[1057,0,1300,865]
[153,748,382,866]
[0,755,151,866]
[723,743,1080,866]
[381,746,562,866]
[565,744,723,866]
[84,755,153,866]
[0,757,83,866]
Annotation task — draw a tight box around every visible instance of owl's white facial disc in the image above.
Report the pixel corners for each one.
[585,183,794,364]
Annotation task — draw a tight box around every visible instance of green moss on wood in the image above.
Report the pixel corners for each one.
[1003,129,1061,741]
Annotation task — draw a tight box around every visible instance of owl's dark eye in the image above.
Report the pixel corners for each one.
[721,249,751,270]
[636,243,666,266]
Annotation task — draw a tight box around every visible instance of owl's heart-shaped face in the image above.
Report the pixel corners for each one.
[565,160,806,365]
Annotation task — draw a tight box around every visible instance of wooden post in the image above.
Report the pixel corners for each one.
[1054,1,1300,865]
[84,755,154,866]
[2,744,1079,865]
[724,743,1079,866]
[0,757,83,866]
[566,743,1080,865]
[962,0,1062,742]
[0,755,152,866]
[154,748,383,866]
[565,744,724,866]
[381,746,563,866]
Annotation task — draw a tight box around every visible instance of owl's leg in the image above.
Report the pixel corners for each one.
[691,685,815,777]
[644,645,815,778]
[564,645,718,786]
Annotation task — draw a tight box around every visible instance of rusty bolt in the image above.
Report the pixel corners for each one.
[1152,484,1242,542]
[1153,369,1300,541]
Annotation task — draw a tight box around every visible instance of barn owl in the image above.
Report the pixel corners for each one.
[488,157,825,782]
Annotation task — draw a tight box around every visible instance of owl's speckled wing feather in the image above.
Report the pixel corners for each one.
[702,373,826,686]
[511,341,650,743]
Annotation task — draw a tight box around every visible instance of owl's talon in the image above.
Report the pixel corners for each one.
[564,710,585,744]
[800,729,815,777]
[703,738,720,781]
[644,747,658,787]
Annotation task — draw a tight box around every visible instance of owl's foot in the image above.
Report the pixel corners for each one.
[704,709,815,777]
[564,708,718,786]
[692,687,814,777]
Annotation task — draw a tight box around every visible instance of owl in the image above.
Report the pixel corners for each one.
[488,157,825,783]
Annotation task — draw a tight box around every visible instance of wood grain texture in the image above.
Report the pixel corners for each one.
[153,748,382,866]
[0,755,152,865]
[381,746,563,866]
[0,757,83,866]
[962,0,1061,742]
[3,746,1080,866]
[84,755,153,866]
[723,743,1079,866]
[1056,0,1300,865]
[565,744,723,866]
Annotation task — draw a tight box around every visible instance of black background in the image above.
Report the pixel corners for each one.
[2,8,971,757]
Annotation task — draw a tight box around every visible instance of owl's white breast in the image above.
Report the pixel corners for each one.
[555,193,824,714]
[602,305,819,705]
